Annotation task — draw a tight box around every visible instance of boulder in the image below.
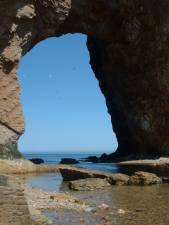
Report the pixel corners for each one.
[69,178,111,191]
[128,171,162,185]
[29,158,44,164]
[107,173,130,186]
[59,158,79,164]
[59,166,129,185]
[84,156,98,163]
[98,203,109,210]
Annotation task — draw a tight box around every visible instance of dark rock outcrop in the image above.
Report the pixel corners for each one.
[29,158,44,164]
[84,156,99,163]
[84,153,111,163]
[59,158,79,164]
[1,1,169,158]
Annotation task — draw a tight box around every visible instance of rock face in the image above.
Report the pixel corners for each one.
[0,175,33,225]
[1,1,169,158]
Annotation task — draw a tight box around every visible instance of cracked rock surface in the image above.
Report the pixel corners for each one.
[1,0,169,158]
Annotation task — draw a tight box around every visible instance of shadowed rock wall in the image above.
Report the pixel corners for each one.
[0,0,169,158]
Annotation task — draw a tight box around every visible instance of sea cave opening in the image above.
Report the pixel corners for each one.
[18,33,118,160]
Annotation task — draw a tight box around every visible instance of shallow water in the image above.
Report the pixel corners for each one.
[26,173,63,192]
[23,153,169,225]
[45,210,106,225]
[43,184,169,225]
[25,170,169,225]
[69,185,169,225]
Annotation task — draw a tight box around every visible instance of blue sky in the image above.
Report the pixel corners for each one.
[18,34,118,154]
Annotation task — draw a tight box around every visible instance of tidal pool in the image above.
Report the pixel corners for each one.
[25,171,169,225]
[68,184,169,225]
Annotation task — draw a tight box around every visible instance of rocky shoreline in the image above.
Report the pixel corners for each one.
[24,186,92,225]
[0,159,169,225]
[84,153,169,166]
[59,166,163,187]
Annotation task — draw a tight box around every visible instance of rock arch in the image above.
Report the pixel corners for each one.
[0,0,169,159]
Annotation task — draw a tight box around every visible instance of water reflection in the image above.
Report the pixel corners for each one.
[70,185,169,225]
[25,173,63,192]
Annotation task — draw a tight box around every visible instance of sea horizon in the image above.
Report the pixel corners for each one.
[23,151,119,173]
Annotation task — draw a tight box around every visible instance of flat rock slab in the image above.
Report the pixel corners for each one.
[0,159,59,174]
[59,166,129,185]
[119,157,169,167]
[69,178,111,191]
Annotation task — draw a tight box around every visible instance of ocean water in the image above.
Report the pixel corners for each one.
[23,152,169,176]
[23,152,119,173]
[23,152,119,192]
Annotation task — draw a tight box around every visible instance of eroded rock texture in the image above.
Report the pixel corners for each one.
[0,175,33,225]
[0,0,169,158]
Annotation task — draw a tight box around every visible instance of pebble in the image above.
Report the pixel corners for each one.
[98,203,109,210]
[101,223,113,225]
[118,209,125,214]
[102,215,111,221]
[80,218,85,222]
[85,207,94,212]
